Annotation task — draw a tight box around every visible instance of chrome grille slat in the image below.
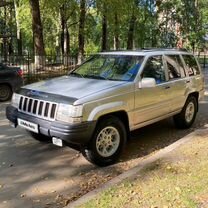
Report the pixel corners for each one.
[36,101,41,115]
[18,95,57,121]
[41,102,46,117]
[26,98,30,112]
[31,99,35,114]
[48,104,52,119]
[28,99,33,113]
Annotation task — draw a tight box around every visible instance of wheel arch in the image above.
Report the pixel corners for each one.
[96,110,130,136]
[0,82,13,90]
[188,91,199,111]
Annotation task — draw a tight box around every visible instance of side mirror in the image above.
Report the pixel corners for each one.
[140,78,156,88]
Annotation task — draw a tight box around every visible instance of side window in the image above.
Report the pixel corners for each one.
[182,55,200,76]
[164,55,185,80]
[142,56,166,84]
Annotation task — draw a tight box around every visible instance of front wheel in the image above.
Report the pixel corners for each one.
[82,116,127,166]
[173,96,197,129]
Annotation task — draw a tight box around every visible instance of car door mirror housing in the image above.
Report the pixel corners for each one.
[140,78,156,88]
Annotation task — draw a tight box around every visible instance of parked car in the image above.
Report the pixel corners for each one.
[6,49,204,166]
[0,63,23,101]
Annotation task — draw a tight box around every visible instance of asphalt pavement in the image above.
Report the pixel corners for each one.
[0,69,208,208]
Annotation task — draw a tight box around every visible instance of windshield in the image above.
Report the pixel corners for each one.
[69,55,144,81]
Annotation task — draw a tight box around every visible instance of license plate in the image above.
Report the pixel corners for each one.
[18,118,39,133]
[52,137,63,147]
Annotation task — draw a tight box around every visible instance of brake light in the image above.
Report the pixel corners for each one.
[17,69,23,77]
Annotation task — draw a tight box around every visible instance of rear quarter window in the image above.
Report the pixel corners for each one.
[182,55,200,76]
[164,55,186,80]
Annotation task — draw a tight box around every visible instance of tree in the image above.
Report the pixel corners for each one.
[29,0,45,65]
[113,12,119,50]
[78,0,86,64]
[14,0,22,56]
[60,4,70,64]
[2,0,206,63]
[127,0,139,49]
[101,6,107,51]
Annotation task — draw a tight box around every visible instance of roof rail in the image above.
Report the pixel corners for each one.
[138,48,188,52]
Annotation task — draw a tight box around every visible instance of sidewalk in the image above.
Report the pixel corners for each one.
[68,125,208,208]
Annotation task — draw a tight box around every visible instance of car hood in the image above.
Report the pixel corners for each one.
[23,76,126,100]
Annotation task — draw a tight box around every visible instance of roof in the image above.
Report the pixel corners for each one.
[99,49,191,56]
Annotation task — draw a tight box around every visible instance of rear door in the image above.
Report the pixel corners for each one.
[163,54,188,112]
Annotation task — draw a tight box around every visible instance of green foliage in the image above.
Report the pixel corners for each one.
[0,0,207,56]
[18,0,33,52]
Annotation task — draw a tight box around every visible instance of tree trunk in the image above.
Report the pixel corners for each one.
[60,12,65,56]
[3,7,7,62]
[127,14,136,49]
[114,13,119,50]
[60,5,70,65]
[63,27,70,65]
[101,6,107,51]
[14,0,22,56]
[29,0,45,66]
[77,0,86,64]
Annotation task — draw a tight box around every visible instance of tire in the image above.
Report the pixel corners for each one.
[28,131,51,143]
[0,84,12,101]
[173,96,197,129]
[82,116,127,166]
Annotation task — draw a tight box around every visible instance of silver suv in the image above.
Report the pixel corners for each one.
[6,49,204,166]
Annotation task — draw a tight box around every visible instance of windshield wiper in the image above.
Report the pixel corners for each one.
[69,72,85,78]
[84,74,109,80]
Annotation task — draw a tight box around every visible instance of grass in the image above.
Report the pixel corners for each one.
[79,131,208,208]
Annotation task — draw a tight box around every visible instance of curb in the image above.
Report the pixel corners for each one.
[65,127,207,208]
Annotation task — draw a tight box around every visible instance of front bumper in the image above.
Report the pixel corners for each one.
[6,105,96,146]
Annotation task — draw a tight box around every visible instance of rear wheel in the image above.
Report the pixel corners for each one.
[173,96,197,129]
[28,131,51,143]
[0,84,12,101]
[82,116,127,166]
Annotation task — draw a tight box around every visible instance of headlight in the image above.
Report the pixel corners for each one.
[11,93,21,108]
[56,104,83,123]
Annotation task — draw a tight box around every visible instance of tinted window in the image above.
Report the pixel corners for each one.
[142,56,166,84]
[164,55,185,79]
[183,55,200,76]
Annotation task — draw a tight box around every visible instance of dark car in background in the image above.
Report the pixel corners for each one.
[0,63,23,101]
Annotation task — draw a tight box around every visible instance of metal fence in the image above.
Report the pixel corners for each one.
[194,54,208,70]
[1,53,208,85]
[0,54,77,84]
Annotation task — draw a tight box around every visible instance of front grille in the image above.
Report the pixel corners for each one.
[18,96,57,121]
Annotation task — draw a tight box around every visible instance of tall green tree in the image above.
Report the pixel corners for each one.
[29,0,45,65]
[14,0,22,56]
[78,0,86,64]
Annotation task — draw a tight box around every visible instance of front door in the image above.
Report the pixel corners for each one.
[134,55,170,125]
